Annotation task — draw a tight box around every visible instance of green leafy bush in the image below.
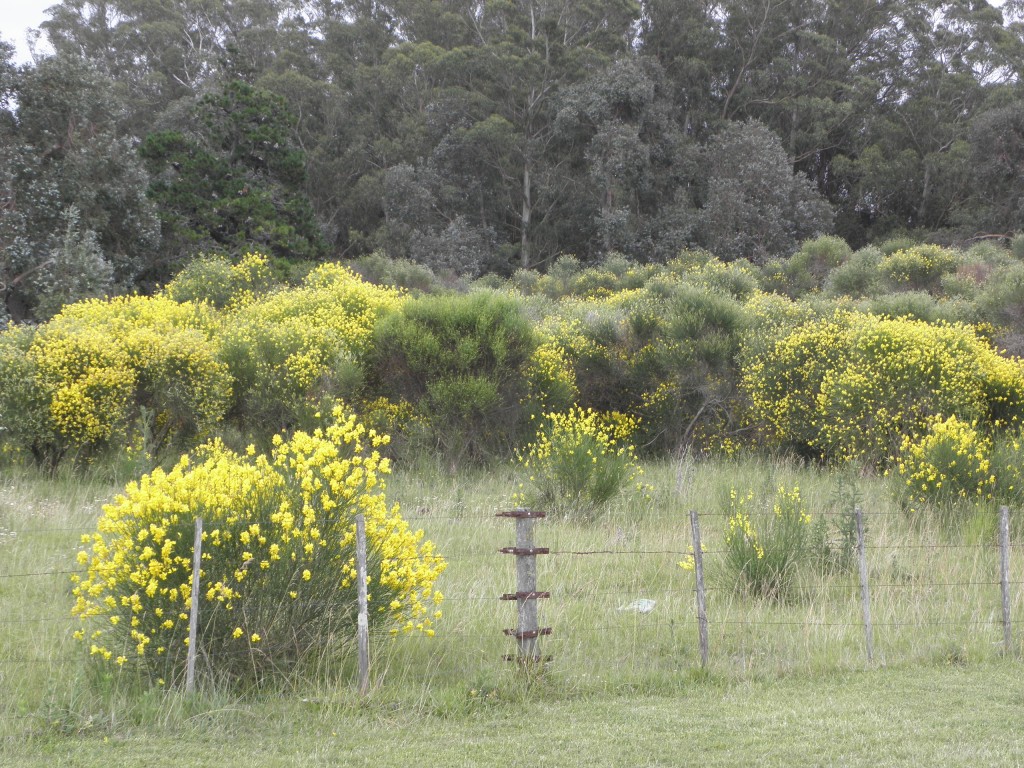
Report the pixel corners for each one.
[368,290,536,463]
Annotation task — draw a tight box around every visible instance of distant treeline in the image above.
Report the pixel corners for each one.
[3,0,1024,324]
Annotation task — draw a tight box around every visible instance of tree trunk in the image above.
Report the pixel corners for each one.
[520,162,531,269]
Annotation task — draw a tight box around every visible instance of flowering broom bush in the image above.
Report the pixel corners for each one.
[0,294,230,465]
[894,415,995,511]
[517,406,644,517]
[220,262,405,438]
[722,485,811,600]
[742,311,1024,464]
[71,405,446,688]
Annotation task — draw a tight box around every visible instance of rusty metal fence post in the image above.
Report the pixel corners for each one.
[497,508,550,663]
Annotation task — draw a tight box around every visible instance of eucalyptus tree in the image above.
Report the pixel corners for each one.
[551,57,697,260]
[349,0,642,270]
[696,120,833,263]
[41,0,296,136]
[0,52,158,320]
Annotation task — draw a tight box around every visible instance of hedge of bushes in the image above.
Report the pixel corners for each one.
[5,241,1024,514]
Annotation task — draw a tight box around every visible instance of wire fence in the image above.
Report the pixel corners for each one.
[0,504,1022,689]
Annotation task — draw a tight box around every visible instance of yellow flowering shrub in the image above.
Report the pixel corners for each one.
[742,311,1024,464]
[523,339,578,418]
[895,415,994,509]
[722,485,811,600]
[222,263,405,436]
[517,406,644,517]
[880,245,958,293]
[12,295,229,462]
[164,252,277,310]
[71,405,446,687]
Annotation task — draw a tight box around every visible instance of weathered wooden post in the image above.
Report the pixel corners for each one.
[185,517,203,693]
[498,508,550,664]
[855,506,874,663]
[355,512,370,695]
[999,505,1013,655]
[689,510,709,667]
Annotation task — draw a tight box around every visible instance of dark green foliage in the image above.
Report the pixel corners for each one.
[368,290,537,463]
[696,122,833,263]
[0,53,158,320]
[140,81,325,276]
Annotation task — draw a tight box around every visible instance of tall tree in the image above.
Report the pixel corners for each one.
[696,120,832,263]
[1,52,158,320]
[140,79,325,274]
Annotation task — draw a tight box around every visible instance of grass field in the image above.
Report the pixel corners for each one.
[1,456,1022,766]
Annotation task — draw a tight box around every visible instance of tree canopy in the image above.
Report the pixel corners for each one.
[2,0,1024,319]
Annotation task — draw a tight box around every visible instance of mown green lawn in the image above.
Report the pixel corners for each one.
[9,661,1023,768]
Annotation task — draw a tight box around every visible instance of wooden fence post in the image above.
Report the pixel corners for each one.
[355,512,370,696]
[498,509,550,664]
[855,506,874,663]
[690,510,709,667]
[185,516,203,693]
[999,505,1014,655]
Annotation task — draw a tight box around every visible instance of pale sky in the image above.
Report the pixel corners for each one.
[0,0,1014,67]
[0,0,56,64]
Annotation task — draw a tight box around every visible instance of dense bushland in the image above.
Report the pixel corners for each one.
[3,241,1024,523]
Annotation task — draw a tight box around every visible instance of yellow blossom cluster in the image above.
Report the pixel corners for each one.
[880,245,958,291]
[523,340,579,416]
[517,406,644,517]
[20,294,229,457]
[742,311,1024,464]
[895,415,995,509]
[221,262,405,430]
[72,405,445,686]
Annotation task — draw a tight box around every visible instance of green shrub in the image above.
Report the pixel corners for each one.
[1011,233,1024,261]
[777,236,853,297]
[348,251,441,294]
[368,290,536,463]
[721,485,811,600]
[824,246,884,298]
[975,262,1024,356]
[0,325,53,464]
[858,291,955,323]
